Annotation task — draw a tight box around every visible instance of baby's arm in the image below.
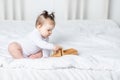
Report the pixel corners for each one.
[31,34,62,52]
[32,36,54,50]
[35,40,54,49]
[53,45,62,52]
[35,40,62,51]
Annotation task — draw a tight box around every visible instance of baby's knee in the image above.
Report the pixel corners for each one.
[8,42,20,51]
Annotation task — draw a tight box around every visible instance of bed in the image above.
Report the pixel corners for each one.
[0,20,120,80]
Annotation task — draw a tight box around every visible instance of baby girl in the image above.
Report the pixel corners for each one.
[8,10,62,59]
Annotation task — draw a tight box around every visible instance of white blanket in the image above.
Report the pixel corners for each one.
[0,20,120,80]
[0,55,120,71]
[0,20,120,70]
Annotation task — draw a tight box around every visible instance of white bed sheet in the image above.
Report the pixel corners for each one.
[0,55,120,80]
[1,68,119,80]
[0,20,120,80]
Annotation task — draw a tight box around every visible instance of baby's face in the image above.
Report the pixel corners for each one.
[37,21,55,38]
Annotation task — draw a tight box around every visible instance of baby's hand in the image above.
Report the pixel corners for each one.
[53,45,62,52]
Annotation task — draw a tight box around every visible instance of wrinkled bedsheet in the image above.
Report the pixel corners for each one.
[0,20,120,80]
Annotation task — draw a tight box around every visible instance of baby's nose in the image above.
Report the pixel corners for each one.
[49,31,52,34]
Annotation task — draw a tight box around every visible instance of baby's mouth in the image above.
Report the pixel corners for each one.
[48,34,51,36]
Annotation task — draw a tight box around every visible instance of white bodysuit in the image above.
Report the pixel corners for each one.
[17,29,54,58]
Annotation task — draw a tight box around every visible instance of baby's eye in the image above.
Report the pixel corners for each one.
[48,30,51,31]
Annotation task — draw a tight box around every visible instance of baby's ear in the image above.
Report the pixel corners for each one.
[37,25,42,29]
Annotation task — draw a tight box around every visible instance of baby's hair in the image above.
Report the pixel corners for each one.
[35,10,55,27]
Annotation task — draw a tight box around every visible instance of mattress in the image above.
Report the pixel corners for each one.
[0,20,120,80]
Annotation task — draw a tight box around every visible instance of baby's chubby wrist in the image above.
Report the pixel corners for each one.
[53,45,62,51]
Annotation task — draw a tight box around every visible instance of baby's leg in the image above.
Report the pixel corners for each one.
[8,42,24,59]
[28,51,43,59]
